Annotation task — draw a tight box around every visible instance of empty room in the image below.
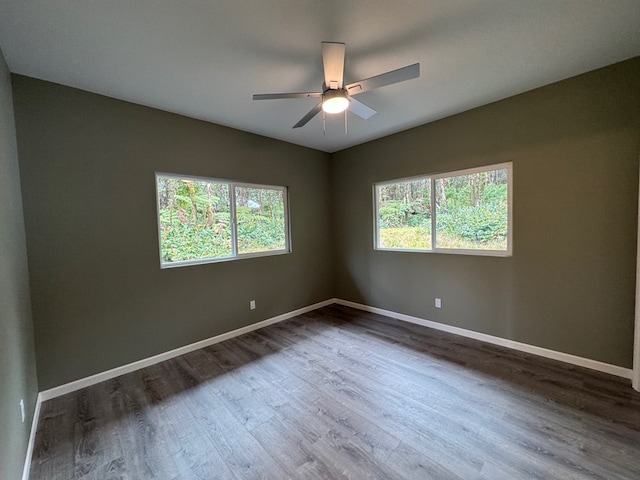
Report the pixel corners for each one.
[2,2,640,479]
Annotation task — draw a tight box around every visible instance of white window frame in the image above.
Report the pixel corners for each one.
[374,162,512,257]
[156,172,291,268]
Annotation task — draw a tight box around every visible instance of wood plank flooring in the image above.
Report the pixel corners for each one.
[28,305,640,479]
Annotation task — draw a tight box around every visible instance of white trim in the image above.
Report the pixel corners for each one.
[35,296,633,401]
[21,392,44,480]
[374,245,512,257]
[373,162,512,257]
[23,296,634,476]
[335,299,633,380]
[633,156,640,392]
[155,173,291,269]
[374,162,513,186]
[38,299,334,401]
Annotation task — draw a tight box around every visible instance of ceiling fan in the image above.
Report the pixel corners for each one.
[253,42,420,129]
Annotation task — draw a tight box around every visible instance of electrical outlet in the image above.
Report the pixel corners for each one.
[250,300,256,310]
[435,298,442,309]
[20,399,25,423]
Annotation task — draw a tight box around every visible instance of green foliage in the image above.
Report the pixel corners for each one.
[437,202,507,244]
[483,183,507,203]
[380,226,506,251]
[378,169,508,251]
[160,216,232,263]
[443,184,471,209]
[437,180,507,245]
[236,206,286,254]
[378,202,428,229]
[377,180,431,230]
[157,177,286,263]
[379,227,431,249]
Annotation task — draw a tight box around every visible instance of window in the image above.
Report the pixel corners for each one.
[375,163,512,256]
[156,173,289,268]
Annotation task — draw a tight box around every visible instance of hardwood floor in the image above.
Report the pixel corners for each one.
[29,305,640,479]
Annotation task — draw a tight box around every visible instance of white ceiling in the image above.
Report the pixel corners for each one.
[1,1,639,153]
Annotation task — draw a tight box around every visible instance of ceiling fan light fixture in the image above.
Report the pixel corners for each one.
[322,89,349,114]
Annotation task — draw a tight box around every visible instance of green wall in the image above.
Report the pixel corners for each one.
[332,57,640,368]
[0,49,38,479]
[12,76,334,390]
[9,56,640,398]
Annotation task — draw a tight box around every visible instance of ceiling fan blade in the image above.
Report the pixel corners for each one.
[293,102,322,129]
[346,63,420,95]
[253,92,322,100]
[348,97,377,120]
[321,42,346,89]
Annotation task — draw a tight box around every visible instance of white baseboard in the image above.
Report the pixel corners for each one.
[25,296,632,478]
[36,296,633,401]
[24,300,337,478]
[334,299,633,380]
[38,298,335,402]
[22,392,44,480]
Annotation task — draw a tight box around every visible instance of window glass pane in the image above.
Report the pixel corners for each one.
[157,176,232,264]
[235,186,287,255]
[434,168,508,250]
[377,179,431,249]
